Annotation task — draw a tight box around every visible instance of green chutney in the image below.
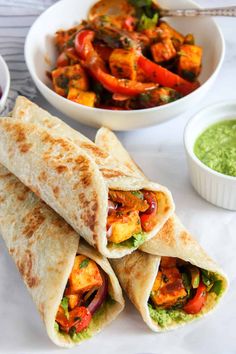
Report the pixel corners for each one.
[194,120,236,177]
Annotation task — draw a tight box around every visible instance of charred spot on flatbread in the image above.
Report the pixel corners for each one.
[53,186,60,197]
[100,168,127,178]
[16,249,40,288]
[180,231,192,245]
[19,143,32,153]
[56,165,68,174]
[80,142,109,158]
[0,194,5,203]
[38,171,48,182]
[22,205,45,238]
[158,217,176,247]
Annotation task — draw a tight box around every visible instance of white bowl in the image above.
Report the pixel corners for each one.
[184,101,236,211]
[25,0,225,131]
[0,56,10,114]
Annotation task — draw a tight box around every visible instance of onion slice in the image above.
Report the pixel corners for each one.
[88,270,108,315]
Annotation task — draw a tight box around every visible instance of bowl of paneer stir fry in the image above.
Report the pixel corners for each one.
[25,0,225,129]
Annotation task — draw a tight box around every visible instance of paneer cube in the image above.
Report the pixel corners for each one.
[178,44,202,81]
[151,267,187,309]
[69,255,103,293]
[52,64,89,97]
[143,26,171,43]
[159,22,184,49]
[67,87,97,107]
[151,39,177,63]
[107,210,142,244]
[67,294,80,310]
[109,49,137,80]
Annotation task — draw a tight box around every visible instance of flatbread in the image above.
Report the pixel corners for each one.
[0,96,175,258]
[95,127,229,331]
[0,164,124,347]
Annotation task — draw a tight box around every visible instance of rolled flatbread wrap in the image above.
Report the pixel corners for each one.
[0,164,124,347]
[95,127,229,330]
[0,96,175,258]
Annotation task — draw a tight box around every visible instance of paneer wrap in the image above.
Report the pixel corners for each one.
[0,164,124,347]
[95,127,229,330]
[0,96,174,258]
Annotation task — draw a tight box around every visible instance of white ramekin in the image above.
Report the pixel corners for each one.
[184,101,236,211]
[0,55,10,114]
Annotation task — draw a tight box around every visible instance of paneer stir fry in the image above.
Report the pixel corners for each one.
[50,0,202,110]
[107,190,158,247]
[149,257,223,324]
[55,255,108,337]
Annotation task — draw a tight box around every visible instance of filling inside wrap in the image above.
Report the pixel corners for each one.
[55,253,114,341]
[148,257,224,328]
[107,190,162,248]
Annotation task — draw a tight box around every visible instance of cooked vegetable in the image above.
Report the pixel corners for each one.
[159,22,185,49]
[68,87,97,107]
[189,266,200,289]
[150,257,222,317]
[50,0,202,109]
[140,191,158,232]
[109,48,137,80]
[178,44,203,81]
[107,210,142,243]
[109,190,148,212]
[51,64,89,97]
[151,39,176,63]
[88,271,108,314]
[55,26,78,52]
[138,55,199,95]
[75,30,157,96]
[151,266,187,309]
[55,254,108,337]
[133,87,181,109]
[69,255,103,293]
[183,282,207,314]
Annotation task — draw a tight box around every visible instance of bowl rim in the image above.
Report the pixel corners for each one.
[184,100,236,182]
[0,55,10,109]
[24,0,225,116]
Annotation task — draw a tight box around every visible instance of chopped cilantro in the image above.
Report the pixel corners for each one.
[56,75,69,89]
[210,280,223,296]
[109,232,146,249]
[80,258,89,269]
[131,191,144,200]
[133,232,146,247]
[138,13,158,31]
[61,296,69,319]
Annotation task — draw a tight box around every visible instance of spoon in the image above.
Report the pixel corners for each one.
[89,0,236,22]
[159,6,236,17]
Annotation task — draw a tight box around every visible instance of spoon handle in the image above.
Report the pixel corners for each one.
[160,6,236,17]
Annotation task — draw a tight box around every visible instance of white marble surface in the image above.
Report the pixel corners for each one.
[1,1,236,353]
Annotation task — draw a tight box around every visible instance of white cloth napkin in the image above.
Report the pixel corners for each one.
[0,0,55,114]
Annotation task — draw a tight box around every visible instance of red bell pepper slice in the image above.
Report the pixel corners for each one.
[91,67,157,96]
[74,30,95,61]
[75,30,157,96]
[123,16,136,31]
[183,282,207,314]
[56,306,92,334]
[56,52,70,67]
[138,55,199,96]
[140,191,158,232]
